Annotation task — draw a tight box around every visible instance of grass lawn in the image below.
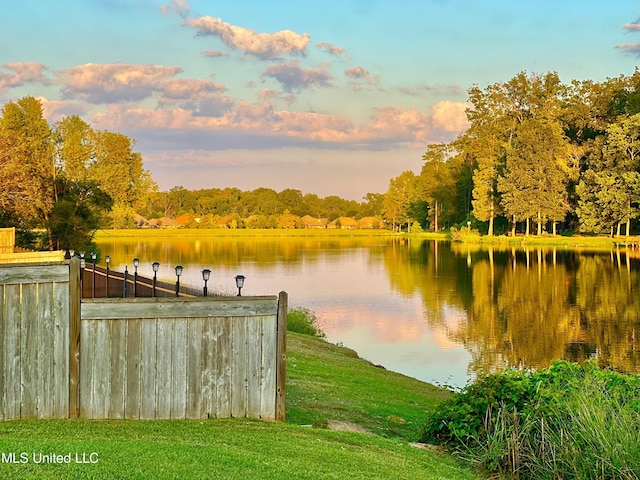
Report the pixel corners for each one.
[0,333,481,480]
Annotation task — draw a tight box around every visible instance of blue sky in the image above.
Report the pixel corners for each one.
[2,0,640,199]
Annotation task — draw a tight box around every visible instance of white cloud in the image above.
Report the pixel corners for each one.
[186,16,310,59]
[431,100,469,132]
[58,63,182,103]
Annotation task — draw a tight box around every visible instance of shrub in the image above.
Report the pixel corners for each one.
[287,307,325,338]
[420,361,640,479]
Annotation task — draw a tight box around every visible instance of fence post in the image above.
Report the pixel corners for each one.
[69,257,81,418]
[276,291,288,421]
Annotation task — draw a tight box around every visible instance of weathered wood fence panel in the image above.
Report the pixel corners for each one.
[0,260,286,421]
[0,263,70,419]
[79,295,284,420]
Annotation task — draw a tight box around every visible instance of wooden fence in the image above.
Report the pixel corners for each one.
[0,258,287,421]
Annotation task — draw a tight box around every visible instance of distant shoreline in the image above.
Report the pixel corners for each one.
[94,228,638,249]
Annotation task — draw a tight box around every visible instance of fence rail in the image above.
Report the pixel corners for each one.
[0,258,287,421]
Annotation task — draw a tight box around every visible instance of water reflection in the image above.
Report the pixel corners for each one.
[95,235,640,387]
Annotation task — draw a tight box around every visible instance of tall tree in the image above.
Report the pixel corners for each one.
[0,96,55,244]
[383,171,419,231]
[498,117,570,235]
[577,114,640,235]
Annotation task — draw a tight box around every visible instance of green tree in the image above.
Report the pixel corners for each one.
[498,117,571,235]
[0,96,56,245]
[54,115,93,182]
[577,114,640,235]
[420,144,466,231]
[89,129,153,221]
[48,179,113,250]
[383,171,419,231]
[459,84,511,235]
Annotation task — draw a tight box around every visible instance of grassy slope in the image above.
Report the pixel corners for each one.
[0,333,480,480]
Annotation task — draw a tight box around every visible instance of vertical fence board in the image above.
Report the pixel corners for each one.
[4,284,21,419]
[276,291,288,422]
[79,320,95,418]
[247,316,262,418]
[139,319,157,419]
[201,317,217,418]
[125,319,141,419]
[109,320,126,418]
[37,282,54,418]
[260,314,277,419]
[53,281,69,418]
[69,258,81,419]
[185,318,203,419]
[216,317,232,418]
[231,317,248,417]
[171,319,187,419]
[155,319,173,419]
[21,283,38,418]
[93,319,111,418]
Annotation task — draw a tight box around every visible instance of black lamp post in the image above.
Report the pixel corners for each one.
[152,262,160,297]
[202,269,211,297]
[235,275,245,296]
[90,252,97,298]
[105,255,111,298]
[133,258,139,297]
[175,265,183,297]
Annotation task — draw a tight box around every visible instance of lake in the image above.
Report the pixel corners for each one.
[94,234,640,388]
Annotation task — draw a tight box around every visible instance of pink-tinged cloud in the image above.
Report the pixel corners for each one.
[257,88,280,100]
[186,16,310,59]
[38,97,92,123]
[623,21,640,31]
[89,99,464,152]
[58,63,182,103]
[261,60,333,92]
[431,100,470,132]
[158,78,226,100]
[0,62,49,93]
[344,66,380,86]
[202,50,228,58]
[160,0,191,18]
[616,42,640,55]
[316,41,345,55]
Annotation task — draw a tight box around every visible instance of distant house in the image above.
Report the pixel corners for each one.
[357,216,384,229]
[148,217,179,228]
[300,215,328,229]
[327,217,358,229]
[175,213,193,227]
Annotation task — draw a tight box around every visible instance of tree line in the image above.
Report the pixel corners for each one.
[383,70,640,236]
[139,187,383,227]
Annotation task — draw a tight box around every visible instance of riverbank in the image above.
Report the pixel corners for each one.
[0,332,481,480]
[95,227,639,249]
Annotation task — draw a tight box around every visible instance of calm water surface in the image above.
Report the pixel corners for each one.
[95,235,640,388]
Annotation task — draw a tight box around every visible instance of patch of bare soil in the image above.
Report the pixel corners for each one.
[326,420,372,434]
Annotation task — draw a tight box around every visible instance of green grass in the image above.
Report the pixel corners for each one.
[0,333,481,480]
[421,361,640,479]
